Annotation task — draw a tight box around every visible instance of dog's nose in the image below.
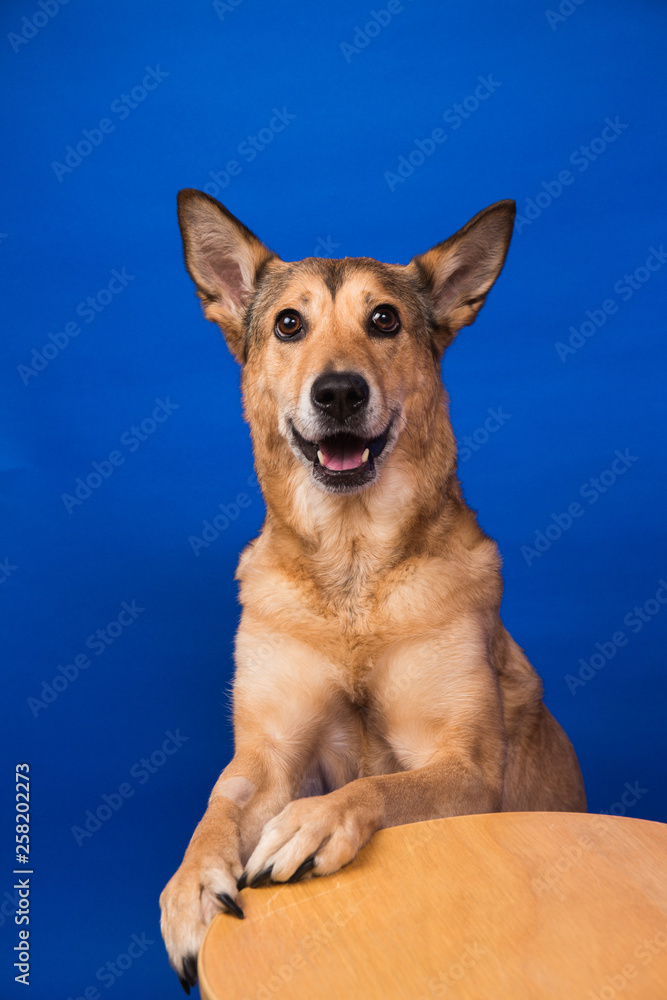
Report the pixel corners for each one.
[311,372,370,421]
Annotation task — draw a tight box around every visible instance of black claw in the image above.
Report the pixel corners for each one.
[236,871,248,891]
[217,891,245,919]
[249,865,273,888]
[287,853,317,883]
[182,953,198,988]
[178,976,191,995]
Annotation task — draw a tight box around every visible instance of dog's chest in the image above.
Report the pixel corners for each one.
[241,539,464,703]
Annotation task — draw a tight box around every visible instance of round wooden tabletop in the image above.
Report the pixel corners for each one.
[198,811,667,999]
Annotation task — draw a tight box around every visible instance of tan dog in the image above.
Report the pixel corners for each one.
[160,190,586,992]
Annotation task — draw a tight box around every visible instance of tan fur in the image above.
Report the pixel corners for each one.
[160,191,586,989]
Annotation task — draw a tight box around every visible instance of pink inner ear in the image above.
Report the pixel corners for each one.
[202,246,247,309]
[433,260,476,313]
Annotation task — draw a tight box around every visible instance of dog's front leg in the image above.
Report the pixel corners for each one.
[159,748,296,990]
[160,627,336,990]
[242,749,504,887]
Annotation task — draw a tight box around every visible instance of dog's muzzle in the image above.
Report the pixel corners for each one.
[288,371,394,493]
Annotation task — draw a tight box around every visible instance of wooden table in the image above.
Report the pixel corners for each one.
[199,811,667,999]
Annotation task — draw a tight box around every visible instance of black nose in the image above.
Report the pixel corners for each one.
[311,372,370,422]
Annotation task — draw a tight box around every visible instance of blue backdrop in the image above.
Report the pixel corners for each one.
[2,1,666,996]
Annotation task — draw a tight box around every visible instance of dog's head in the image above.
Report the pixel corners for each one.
[177,190,514,497]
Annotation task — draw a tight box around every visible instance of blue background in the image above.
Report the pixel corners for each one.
[2,0,666,996]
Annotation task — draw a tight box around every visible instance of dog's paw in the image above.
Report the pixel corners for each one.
[240,793,374,887]
[160,856,244,993]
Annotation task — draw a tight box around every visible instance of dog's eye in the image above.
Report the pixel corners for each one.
[275,310,303,340]
[370,305,400,334]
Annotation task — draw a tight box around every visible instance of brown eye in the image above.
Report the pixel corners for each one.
[370,305,400,334]
[275,310,303,340]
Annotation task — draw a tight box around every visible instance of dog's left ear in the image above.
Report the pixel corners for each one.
[177,189,277,363]
[408,199,515,355]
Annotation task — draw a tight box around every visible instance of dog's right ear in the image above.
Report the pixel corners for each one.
[408,199,515,356]
[177,189,276,363]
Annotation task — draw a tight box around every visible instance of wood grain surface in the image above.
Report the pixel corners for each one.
[198,811,667,999]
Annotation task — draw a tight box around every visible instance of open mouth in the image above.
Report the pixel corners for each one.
[289,421,392,492]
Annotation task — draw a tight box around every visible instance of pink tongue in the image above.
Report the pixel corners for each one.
[320,440,365,471]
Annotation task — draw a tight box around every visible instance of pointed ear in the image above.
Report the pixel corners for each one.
[408,199,515,356]
[177,189,276,363]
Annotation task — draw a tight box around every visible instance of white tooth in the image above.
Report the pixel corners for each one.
[317,450,324,465]
[361,448,370,463]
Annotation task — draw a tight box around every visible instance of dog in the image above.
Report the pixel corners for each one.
[160,189,587,992]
